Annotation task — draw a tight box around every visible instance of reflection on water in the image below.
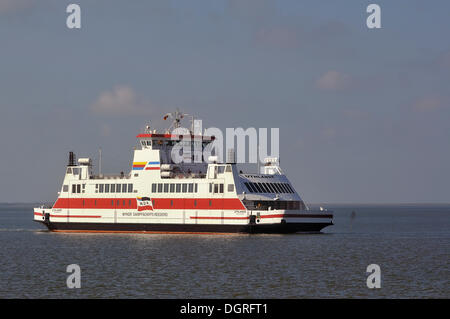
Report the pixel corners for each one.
[0,204,449,298]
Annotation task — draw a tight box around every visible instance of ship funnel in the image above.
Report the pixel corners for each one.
[68,152,76,167]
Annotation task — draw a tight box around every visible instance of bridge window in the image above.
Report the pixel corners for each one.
[63,185,68,193]
[228,184,234,192]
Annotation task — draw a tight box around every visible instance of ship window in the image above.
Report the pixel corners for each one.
[214,184,219,193]
[72,168,79,175]
[194,183,198,193]
[225,165,232,172]
[256,183,265,193]
[63,185,69,192]
[171,200,173,206]
[170,184,175,193]
[117,200,120,206]
[270,183,277,192]
[76,184,81,193]
[252,183,262,193]
[194,200,197,207]
[182,184,187,193]
[164,183,169,193]
[284,183,292,193]
[111,184,116,193]
[105,184,110,193]
[217,166,225,174]
[67,168,72,174]
[228,184,234,192]
[249,183,258,193]
[188,183,193,193]
[219,184,224,193]
[116,184,121,193]
[277,183,284,193]
[287,184,295,193]
[176,183,181,193]
[111,200,114,206]
[141,141,145,147]
[95,200,97,206]
[209,183,213,193]
[129,200,131,206]
[146,141,152,146]
[278,183,286,193]
[128,184,133,193]
[122,184,127,193]
[99,184,104,193]
[123,200,125,206]
[152,184,156,193]
[267,183,276,193]
[209,200,212,207]
[244,182,252,193]
[157,183,163,193]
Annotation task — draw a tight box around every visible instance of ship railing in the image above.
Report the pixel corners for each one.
[89,174,132,180]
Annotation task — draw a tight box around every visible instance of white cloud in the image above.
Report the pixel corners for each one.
[316,70,351,90]
[412,96,444,112]
[91,85,157,116]
[0,0,35,14]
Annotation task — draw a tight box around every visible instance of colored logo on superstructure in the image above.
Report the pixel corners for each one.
[137,197,153,211]
[132,161,160,170]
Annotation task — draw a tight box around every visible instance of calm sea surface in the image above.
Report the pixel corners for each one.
[0,203,448,298]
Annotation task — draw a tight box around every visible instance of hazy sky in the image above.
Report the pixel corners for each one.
[1,0,449,203]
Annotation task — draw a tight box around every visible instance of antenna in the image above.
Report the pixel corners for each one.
[99,148,102,176]
[163,108,190,132]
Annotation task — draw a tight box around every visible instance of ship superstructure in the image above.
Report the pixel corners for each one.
[34,112,333,234]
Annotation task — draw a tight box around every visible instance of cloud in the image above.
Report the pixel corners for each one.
[91,86,157,116]
[412,96,445,112]
[316,70,352,91]
[0,0,35,14]
[254,26,301,49]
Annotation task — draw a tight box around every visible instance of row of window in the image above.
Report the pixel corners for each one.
[152,183,198,193]
[97,183,134,193]
[242,200,304,210]
[244,182,294,194]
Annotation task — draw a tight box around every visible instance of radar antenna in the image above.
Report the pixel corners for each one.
[163,108,193,133]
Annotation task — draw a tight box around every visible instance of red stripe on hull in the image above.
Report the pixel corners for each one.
[52,198,245,210]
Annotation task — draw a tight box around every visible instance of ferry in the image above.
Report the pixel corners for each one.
[34,111,333,234]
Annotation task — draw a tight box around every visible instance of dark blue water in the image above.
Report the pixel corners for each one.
[0,203,448,298]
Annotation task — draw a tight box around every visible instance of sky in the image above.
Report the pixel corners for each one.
[0,0,449,204]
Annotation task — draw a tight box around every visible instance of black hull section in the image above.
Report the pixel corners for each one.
[39,221,333,234]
